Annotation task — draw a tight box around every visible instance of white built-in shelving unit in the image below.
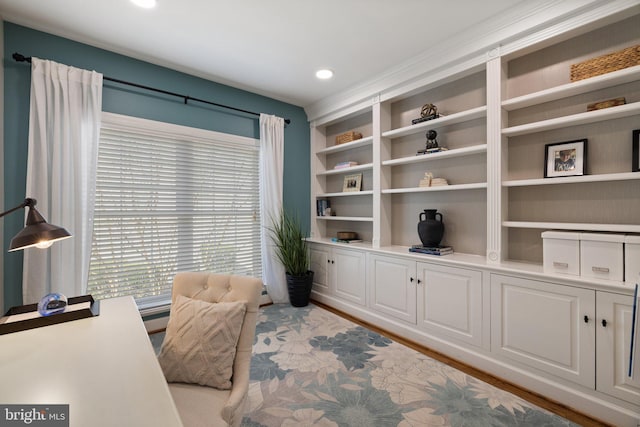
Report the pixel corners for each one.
[307,4,640,425]
[306,4,640,424]
[310,5,640,269]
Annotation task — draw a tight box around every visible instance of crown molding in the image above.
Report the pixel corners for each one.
[304,0,638,124]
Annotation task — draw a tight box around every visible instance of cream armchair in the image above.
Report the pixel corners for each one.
[163,272,262,427]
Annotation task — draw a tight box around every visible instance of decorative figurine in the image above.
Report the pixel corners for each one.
[411,103,440,124]
[421,103,438,119]
[425,130,438,149]
[418,129,446,155]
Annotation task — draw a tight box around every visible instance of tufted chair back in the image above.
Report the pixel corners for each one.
[169,272,263,427]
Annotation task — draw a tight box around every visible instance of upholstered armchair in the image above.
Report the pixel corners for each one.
[158,272,262,427]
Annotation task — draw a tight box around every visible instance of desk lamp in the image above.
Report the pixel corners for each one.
[0,198,71,251]
[1,198,72,315]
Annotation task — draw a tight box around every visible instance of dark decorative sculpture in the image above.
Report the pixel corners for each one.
[418,130,440,155]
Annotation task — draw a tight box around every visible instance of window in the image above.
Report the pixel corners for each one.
[87,113,262,309]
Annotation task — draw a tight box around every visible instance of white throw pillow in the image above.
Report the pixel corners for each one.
[158,294,246,389]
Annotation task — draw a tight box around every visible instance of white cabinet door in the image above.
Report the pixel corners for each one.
[368,254,416,324]
[596,291,640,405]
[309,244,331,296]
[417,263,484,347]
[333,248,366,305]
[491,274,596,388]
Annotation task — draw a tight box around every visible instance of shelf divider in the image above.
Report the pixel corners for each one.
[502,102,640,137]
[382,144,487,167]
[504,172,640,187]
[382,106,487,139]
[503,221,640,233]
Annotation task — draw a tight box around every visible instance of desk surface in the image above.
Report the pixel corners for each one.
[0,296,182,427]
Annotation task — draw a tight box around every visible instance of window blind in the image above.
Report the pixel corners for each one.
[87,113,262,309]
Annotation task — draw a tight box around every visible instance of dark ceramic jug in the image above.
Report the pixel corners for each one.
[417,209,444,247]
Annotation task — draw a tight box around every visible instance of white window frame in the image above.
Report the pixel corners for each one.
[87,112,261,312]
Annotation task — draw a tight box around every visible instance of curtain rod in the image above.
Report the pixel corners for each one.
[12,52,291,125]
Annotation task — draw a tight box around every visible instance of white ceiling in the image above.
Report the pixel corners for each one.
[0,0,528,107]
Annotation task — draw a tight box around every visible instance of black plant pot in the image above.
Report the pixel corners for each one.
[286,271,314,307]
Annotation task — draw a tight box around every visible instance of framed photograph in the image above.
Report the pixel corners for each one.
[633,129,639,172]
[342,173,362,192]
[544,139,587,178]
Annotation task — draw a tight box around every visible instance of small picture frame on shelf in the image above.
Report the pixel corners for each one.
[544,139,587,178]
[342,173,362,192]
[633,129,640,172]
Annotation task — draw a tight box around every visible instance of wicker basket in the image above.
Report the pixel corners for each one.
[335,131,363,145]
[587,97,626,111]
[570,45,640,82]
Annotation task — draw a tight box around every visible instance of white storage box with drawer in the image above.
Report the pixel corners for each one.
[579,233,624,281]
[542,231,580,276]
[625,234,640,284]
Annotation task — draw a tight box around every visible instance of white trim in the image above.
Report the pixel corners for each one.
[101,112,259,147]
[143,314,169,333]
[304,0,638,122]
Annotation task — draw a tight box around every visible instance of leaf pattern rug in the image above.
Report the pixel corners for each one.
[151,303,578,426]
[246,303,580,427]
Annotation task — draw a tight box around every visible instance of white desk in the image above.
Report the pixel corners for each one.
[0,296,183,427]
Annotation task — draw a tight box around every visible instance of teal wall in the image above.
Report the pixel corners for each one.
[3,22,310,310]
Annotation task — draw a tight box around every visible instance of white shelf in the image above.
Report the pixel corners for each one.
[317,190,374,198]
[383,182,487,194]
[317,163,373,176]
[503,221,640,233]
[316,136,374,155]
[504,172,640,187]
[316,216,374,222]
[502,65,640,111]
[502,102,640,137]
[382,144,487,167]
[382,106,487,139]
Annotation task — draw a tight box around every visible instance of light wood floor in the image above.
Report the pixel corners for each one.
[311,300,612,427]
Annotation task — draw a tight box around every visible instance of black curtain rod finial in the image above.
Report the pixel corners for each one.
[12,51,291,125]
[13,52,31,63]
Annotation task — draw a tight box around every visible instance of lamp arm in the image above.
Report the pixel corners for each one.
[0,199,35,218]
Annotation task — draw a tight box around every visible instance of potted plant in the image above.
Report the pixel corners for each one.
[269,210,314,307]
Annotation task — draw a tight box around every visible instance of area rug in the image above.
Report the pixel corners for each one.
[151,303,578,427]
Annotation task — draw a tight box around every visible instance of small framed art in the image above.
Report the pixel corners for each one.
[343,173,362,192]
[544,139,587,178]
[633,129,639,172]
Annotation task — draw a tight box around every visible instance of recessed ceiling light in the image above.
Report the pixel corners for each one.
[315,69,334,80]
[131,0,157,8]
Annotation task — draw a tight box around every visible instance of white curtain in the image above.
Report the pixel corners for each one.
[259,114,287,303]
[23,58,103,304]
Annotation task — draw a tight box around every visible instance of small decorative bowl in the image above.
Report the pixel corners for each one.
[337,231,358,240]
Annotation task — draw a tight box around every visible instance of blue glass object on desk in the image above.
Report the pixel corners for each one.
[37,293,68,316]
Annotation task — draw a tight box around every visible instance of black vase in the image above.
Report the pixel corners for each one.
[286,271,314,307]
[417,209,444,247]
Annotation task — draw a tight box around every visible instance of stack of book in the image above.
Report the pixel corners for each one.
[417,147,449,155]
[316,199,331,216]
[331,237,363,244]
[409,245,453,256]
[418,172,449,187]
[334,161,359,169]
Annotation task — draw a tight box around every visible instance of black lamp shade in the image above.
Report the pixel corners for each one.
[8,205,71,251]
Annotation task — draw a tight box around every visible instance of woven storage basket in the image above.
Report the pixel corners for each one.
[335,131,363,145]
[570,45,640,81]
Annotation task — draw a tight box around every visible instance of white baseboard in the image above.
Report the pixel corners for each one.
[144,316,169,333]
